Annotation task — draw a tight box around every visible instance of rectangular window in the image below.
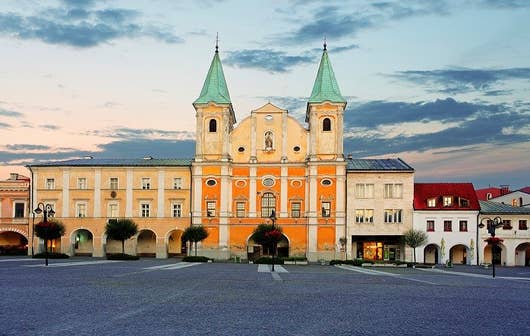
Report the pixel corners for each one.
[459,198,469,207]
[77,178,87,189]
[443,196,453,207]
[76,203,87,217]
[384,184,403,199]
[14,203,25,218]
[459,220,468,232]
[519,220,528,230]
[355,183,374,198]
[108,203,118,218]
[444,220,452,232]
[173,178,182,189]
[502,220,512,230]
[141,178,151,190]
[355,209,374,223]
[236,202,246,218]
[172,203,182,218]
[427,198,436,207]
[110,178,118,190]
[141,203,150,217]
[384,209,402,223]
[322,202,331,217]
[206,201,216,217]
[291,202,301,218]
[427,220,435,232]
[45,178,55,189]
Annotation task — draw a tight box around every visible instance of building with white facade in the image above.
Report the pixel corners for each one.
[413,183,480,265]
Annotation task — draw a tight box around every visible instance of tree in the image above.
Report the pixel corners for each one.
[182,226,209,256]
[105,219,138,254]
[252,223,283,270]
[402,229,428,264]
[34,220,65,266]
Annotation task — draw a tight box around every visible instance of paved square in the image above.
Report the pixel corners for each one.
[2,257,530,335]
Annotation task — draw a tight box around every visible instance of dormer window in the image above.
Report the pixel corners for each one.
[459,198,469,207]
[209,119,217,132]
[443,196,453,207]
[322,118,331,131]
[427,198,436,207]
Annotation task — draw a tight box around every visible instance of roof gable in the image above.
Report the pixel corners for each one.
[308,49,346,105]
[194,51,232,105]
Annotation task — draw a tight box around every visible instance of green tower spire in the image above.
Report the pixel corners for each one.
[194,43,232,105]
[308,45,346,104]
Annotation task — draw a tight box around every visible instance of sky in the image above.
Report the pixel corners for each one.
[0,0,529,189]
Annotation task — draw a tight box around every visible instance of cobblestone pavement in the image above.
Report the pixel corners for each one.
[2,257,530,336]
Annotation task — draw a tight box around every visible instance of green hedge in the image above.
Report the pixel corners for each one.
[107,253,140,260]
[254,257,284,264]
[32,252,69,259]
[182,256,211,262]
[282,256,307,262]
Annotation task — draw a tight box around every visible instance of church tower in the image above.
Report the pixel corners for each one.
[193,42,235,162]
[306,43,347,161]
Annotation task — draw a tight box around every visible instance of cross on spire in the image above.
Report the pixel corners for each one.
[215,32,219,53]
[323,35,327,51]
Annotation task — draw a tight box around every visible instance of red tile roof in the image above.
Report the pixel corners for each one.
[475,187,510,201]
[519,186,530,194]
[414,183,480,210]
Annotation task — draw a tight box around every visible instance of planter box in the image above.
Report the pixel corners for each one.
[284,261,296,265]
[295,260,308,265]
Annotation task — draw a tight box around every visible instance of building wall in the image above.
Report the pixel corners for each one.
[489,191,530,208]
[413,210,478,265]
[30,165,191,258]
[346,171,414,261]
[478,213,530,266]
[0,174,30,250]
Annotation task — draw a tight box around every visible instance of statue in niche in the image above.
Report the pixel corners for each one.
[264,131,273,150]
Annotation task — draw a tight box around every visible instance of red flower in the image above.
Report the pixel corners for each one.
[485,237,503,245]
[265,230,282,240]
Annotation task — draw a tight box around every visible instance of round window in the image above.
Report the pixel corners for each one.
[206,179,217,186]
[262,177,275,187]
[321,179,332,186]
[238,146,245,153]
[293,146,301,152]
[235,180,247,188]
[265,114,273,121]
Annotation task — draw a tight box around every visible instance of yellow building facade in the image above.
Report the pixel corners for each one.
[27,160,191,258]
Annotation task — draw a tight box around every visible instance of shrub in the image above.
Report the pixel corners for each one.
[106,253,140,260]
[182,256,211,262]
[33,252,69,259]
[353,259,370,266]
[330,260,357,265]
[254,257,284,264]
[282,256,307,262]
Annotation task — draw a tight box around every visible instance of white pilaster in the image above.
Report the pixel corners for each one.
[157,169,165,218]
[32,172,38,210]
[250,115,257,162]
[280,166,288,218]
[192,165,202,224]
[249,166,257,217]
[126,169,133,217]
[281,110,287,161]
[195,109,203,161]
[62,169,69,218]
[94,169,101,217]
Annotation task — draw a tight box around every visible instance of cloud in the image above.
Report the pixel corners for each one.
[0,2,183,48]
[5,144,52,151]
[0,122,11,129]
[224,49,315,73]
[0,108,24,118]
[275,2,448,45]
[85,127,195,140]
[41,124,61,130]
[390,68,530,94]
[478,0,530,9]
[344,98,530,157]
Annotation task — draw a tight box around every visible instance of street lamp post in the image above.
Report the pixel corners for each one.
[480,216,503,278]
[269,210,277,272]
[34,202,56,266]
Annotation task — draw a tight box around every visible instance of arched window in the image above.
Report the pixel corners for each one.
[209,119,217,132]
[261,192,276,218]
[322,118,331,131]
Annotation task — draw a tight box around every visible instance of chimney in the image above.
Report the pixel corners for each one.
[500,185,510,195]
[9,173,19,180]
